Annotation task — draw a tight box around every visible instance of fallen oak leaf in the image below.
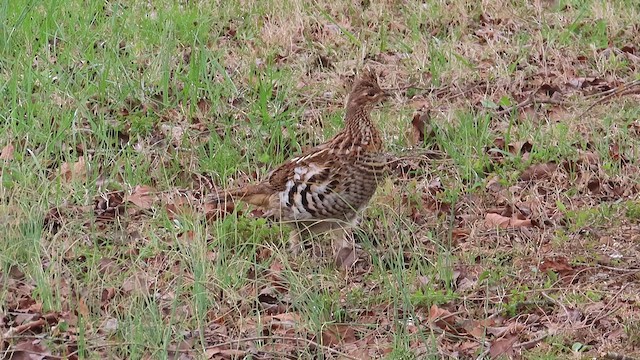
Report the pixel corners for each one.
[485,213,533,228]
[538,83,562,97]
[335,245,358,269]
[205,347,247,359]
[101,287,116,306]
[517,140,533,155]
[519,162,558,181]
[2,312,59,338]
[428,304,457,330]
[1,144,14,160]
[451,228,470,241]
[487,322,527,338]
[509,217,533,228]
[577,150,599,165]
[461,319,486,338]
[485,213,510,228]
[609,142,629,164]
[125,185,156,209]
[539,257,574,276]
[410,111,433,145]
[321,324,357,346]
[204,198,236,221]
[197,98,212,114]
[489,335,518,358]
[3,318,46,337]
[94,191,126,221]
[5,339,52,360]
[59,156,87,182]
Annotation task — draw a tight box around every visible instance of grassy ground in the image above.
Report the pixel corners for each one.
[1,0,639,358]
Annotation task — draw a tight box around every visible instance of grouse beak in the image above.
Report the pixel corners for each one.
[381,90,392,101]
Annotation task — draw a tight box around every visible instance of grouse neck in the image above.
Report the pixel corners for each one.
[340,104,382,152]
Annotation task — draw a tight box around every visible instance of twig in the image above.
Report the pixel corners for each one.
[494,85,542,116]
[392,83,442,93]
[2,319,46,338]
[0,347,60,359]
[579,79,640,118]
[585,264,640,273]
[588,284,627,327]
[475,346,491,360]
[572,285,626,331]
[204,335,360,360]
[585,86,619,99]
[513,331,549,349]
[604,353,639,360]
[496,97,567,116]
[475,330,548,359]
[496,97,534,116]
[541,292,571,322]
[442,83,484,102]
[62,342,161,359]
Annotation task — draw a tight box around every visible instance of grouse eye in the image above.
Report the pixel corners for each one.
[366,90,377,97]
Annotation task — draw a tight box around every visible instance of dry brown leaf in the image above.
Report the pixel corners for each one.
[0,144,14,160]
[98,258,118,275]
[509,217,532,227]
[487,322,526,338]
[264,312,300,334]
[322,324,357,346]
[459,340,480,354]
[519,162,558,181]
[346,344,372,360]
[489,335,518,358]
[548,104,569,122]
[122,272,151,296]
[204,200,235,221]
[451,228,471,241]
[335,246,358,269]
[410,111,432,145]
[125,185,156,209]
[59,156,86,182]
[7,339,51,360]
[539,257,574,276]
[101,287,116,306]
[205,347,247,359]
[268,312,300,325]
[461,319,485,338]
[197,98,211,113]
[485,213,511,228]
[77,297,90,317]
[429,304,456,330]
[485,213,533,228]
[94,191,126,221]
[577,150,599,165]
[609,142,629,164]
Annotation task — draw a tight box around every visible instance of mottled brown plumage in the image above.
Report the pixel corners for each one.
[213,69,391,264]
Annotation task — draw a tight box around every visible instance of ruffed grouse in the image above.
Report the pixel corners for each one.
[213,69,391,265]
